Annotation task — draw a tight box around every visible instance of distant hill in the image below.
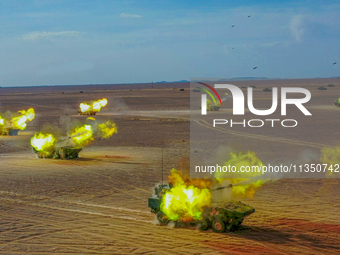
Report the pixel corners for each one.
[218,77,269,81]
[190,77,270,82]
[155,80,189,83]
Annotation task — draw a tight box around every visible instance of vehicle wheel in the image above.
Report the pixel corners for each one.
[198,220,209,231]
[156,211,169,225]
[212,218,225,233]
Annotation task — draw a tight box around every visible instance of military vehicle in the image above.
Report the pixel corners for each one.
[0,127,20,136]
[250,86,256,88]
[33,146,82,159]
[318,86,327,90]
[148,183,255,232]
[193,89,201,92]
[328,84,335,87]
[263,88,272,92]
[78,110,97,116]
[0,119,20,136]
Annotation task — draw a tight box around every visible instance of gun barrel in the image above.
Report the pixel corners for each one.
[211,184,233,191]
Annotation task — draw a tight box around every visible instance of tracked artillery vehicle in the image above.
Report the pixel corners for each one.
[148,183,255,232]
[32,136,83,159]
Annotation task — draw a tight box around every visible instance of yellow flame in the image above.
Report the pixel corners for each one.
[206,99,220,110]
[31,132,56,154]
[216,151,266,198]
[70,124,93,146]
[206,99,213,109]
[79,98,108,113]
[18,108,35,121]
[97,120,118,138]
[161,169,212,222]
[161,184,212,222]
[0,116,4,126]
[12,108,35,130]
[80,103,91,112]
[320,146,340,177]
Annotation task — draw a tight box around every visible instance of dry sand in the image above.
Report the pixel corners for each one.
[0,79,339,254]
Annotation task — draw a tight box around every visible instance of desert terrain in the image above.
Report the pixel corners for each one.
[0,79,340,254]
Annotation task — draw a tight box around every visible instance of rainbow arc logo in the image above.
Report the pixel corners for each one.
[196,82,223,106]
[196,82,222,115]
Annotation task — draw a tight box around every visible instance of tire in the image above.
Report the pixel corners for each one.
[212,217,226,233]
[156,211,169,225]
[198,220,209,231]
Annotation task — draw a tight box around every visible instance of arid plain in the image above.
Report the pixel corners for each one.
[0,78,339,254]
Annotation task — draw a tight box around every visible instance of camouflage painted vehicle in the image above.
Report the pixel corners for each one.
[199,201,255,232]
[0,128,20,136]
[78,110,97,116]
[318,86,327,90]
[263,88,272,92]
[148,184,172,223]
[33,146,82,159]
[148,183,255,232]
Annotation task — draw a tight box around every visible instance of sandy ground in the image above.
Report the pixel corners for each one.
[0,80,340,254]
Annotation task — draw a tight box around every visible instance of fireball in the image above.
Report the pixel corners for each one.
[80,103,90,113]
[31,132,56,153]
[70,124,93,146]
[93,98,108,111]
[161,184,212,221]
[12,108,36,130]
[160,169,212,222]
[96,120,117,138]
[79,98,108,114]
[18,108,35,121]
[216,151,266,198]
[0,116,4,126]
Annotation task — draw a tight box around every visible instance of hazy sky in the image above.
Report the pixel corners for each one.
[0,0,339,86]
